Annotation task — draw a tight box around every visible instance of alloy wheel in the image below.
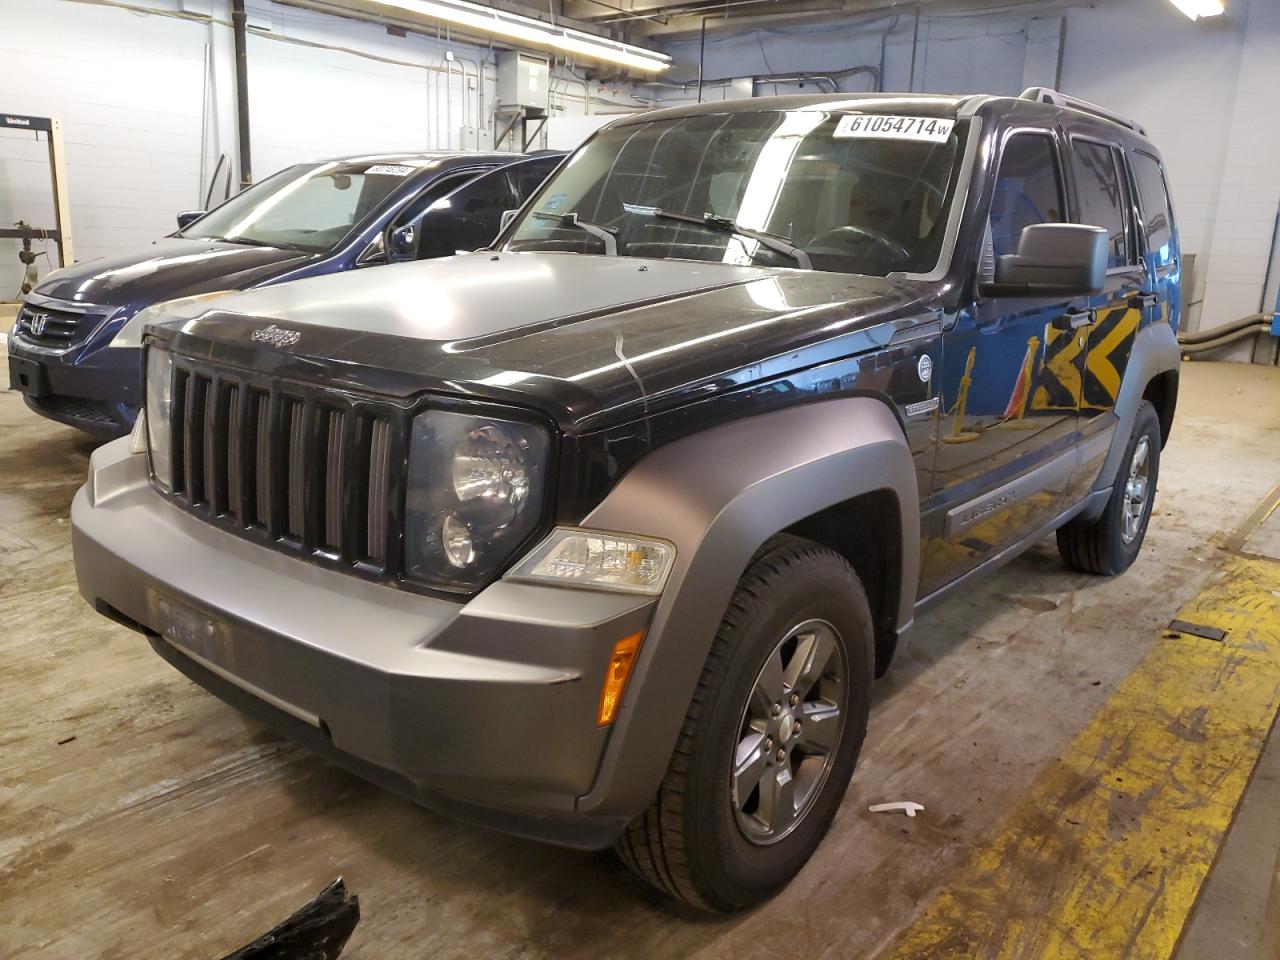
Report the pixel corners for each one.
[1122,434,1151,545]
[731,619,846,845]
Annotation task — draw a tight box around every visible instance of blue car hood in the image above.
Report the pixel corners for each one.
[33,237,314,308]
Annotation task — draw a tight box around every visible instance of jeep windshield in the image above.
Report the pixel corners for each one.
[504,109,964,276]
[179,160,421,254]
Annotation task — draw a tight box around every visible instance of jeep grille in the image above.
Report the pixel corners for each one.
[160,356,406,578]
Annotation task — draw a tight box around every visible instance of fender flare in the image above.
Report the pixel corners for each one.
[1085,321,1181,517]
[575,396,918,820]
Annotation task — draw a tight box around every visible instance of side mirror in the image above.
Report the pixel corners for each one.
[985,223,1107,298]
[499,209,519,233]
[176,210,206,229]
[387,223,417,262]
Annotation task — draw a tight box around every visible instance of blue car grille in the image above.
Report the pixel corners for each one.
[15,300,114,349]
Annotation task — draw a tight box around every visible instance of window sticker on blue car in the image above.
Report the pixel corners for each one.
[834,115,955,143]
[366,164,414,176]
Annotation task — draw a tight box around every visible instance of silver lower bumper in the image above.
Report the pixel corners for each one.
[72,437,656,847]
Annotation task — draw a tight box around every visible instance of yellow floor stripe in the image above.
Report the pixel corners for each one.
[878,556,1280,960]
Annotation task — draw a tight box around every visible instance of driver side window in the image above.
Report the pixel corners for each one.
[397,171,482,227]
[990,132,1066,259]
[417,169,516,260]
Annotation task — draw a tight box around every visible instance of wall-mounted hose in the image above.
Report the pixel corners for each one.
[1178,313,1273,355]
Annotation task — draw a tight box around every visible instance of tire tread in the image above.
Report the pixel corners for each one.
[1056,399,1160,576]
[616,534,862,910]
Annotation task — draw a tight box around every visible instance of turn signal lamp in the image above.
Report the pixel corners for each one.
[507,529,675,595]
[598,631,644,727]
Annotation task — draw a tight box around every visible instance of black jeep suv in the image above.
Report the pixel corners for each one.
[72,90,1180,911]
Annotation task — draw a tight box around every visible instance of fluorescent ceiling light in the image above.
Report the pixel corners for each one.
[1167,0,1225,20]
[357,0,670,71]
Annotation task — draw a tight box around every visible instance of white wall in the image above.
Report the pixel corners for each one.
[0,1,207,295]
[0,0,649,295]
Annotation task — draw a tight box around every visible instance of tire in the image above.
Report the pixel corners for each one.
[1056,399,1161,576]
[616,534,874,912]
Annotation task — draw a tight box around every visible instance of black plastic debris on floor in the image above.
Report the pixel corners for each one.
[1165,619,1228,642]
[220,878,359,960]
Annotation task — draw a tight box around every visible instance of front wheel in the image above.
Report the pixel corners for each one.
[1057,399,1162,575]
[616,535,874,911]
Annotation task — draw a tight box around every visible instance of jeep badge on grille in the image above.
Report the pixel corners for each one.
[250,324,301,347]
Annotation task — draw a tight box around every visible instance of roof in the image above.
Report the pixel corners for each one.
[607,90,1152,144]
[611,93,975,127]
[308,151,528,167]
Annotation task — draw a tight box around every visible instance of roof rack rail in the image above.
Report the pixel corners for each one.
[1019,87,1147,136]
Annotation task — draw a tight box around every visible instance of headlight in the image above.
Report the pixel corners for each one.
[404,409,551,589]
[507,529,675,595]
[110,290,233,348]
[145,348,174,490]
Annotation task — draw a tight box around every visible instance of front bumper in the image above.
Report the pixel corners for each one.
[8,336,139,438]
[71,438,656,848]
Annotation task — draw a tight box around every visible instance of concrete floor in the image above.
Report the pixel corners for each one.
[1,360,1279,959]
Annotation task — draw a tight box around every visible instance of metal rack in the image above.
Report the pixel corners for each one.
[1,113,74,293]
[1019,87,1148,137]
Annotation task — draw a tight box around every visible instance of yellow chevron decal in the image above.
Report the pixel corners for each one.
[1083,305,1140,408]
[1030,324,1083,412]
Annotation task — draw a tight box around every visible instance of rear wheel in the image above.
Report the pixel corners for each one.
[616,535,874,912]
[1057,399,1161,575]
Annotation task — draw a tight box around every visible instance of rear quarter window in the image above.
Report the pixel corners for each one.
[1131,152,1176,267]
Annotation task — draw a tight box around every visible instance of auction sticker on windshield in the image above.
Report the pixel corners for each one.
[834,114,955,143]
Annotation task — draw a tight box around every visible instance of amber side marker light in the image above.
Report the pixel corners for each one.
[598,631,645,727]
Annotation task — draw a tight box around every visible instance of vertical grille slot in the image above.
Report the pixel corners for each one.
[251,391,271,527]
[171,367,190,496]
[202,379,218,513]
[225,385,242,520]
[284,398,306,541]
[321,409,346,553]
[185,373,211,508]
[366,418,392,564]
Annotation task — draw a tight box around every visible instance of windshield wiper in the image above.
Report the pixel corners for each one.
[530,211,618,256]
[215,235,310,253]
[646,208,811,270]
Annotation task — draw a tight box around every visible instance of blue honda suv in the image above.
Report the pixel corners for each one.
[7,150,562,438]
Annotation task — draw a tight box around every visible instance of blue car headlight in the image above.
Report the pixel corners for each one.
[404,409,551,590]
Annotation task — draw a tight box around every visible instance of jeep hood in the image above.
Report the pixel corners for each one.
[157,252,940,431]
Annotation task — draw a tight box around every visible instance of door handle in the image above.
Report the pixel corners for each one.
[1052,309,1095,331]
[1130,292,1159,309]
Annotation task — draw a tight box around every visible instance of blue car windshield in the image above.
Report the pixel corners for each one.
[179,160,421,253]
[505,109,965,276]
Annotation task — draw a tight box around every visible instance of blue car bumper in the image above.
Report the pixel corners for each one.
[8,332,139,439]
